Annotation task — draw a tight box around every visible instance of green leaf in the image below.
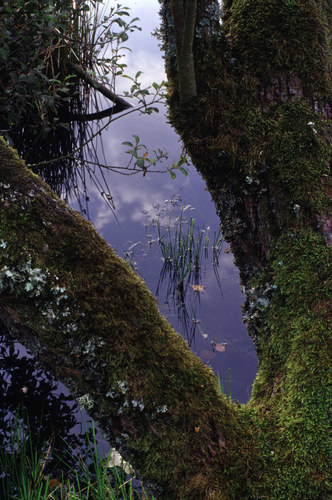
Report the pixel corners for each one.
[179,167,188,176]
[122,141,133,147]
[136,158,145,169]
[0,47,9,61]
[169,171,177,179]
[133,135,140,144]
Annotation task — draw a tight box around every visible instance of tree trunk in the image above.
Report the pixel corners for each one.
[170,0,198,102]
[159,0,332,498]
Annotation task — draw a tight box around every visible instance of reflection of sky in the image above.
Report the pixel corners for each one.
[79,1,258,403]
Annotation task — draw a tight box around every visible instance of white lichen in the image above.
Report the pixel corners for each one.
[156,404,168,414]
[77,393,94,410]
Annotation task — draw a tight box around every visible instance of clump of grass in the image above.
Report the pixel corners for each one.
[147,196,223,291]
[157,213,204,283]
[217,369,232,399]
[0,410,152,499]
[124,196,223,345]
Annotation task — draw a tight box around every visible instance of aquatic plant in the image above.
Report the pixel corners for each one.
[0,409,153,499]
[124,196,223,344]
[217,369,232,400]
[147,196,222,287]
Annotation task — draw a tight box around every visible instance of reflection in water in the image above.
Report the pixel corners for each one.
[0,326,101,480]
[124,195,223,347]
[11,113,117,219]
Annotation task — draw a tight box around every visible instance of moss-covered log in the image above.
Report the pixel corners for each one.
[0,138,268,499]
[159,0,331,498]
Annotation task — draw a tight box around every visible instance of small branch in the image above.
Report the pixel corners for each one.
[64,105,126,122]
[170,0,185,56]
[68,62,132,112]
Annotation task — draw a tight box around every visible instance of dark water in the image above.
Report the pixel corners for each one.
[0,0,257,473]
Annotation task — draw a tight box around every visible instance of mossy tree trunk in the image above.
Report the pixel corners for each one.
[159,0,332,498]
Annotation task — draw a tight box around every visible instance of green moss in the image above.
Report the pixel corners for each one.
[226,0,332,96]
[247,228,331,496]
[161,0,331,494]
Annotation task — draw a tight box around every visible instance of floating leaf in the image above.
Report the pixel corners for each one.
[215,343,227,352]
[191,284,204,292]
[200,350,217,360]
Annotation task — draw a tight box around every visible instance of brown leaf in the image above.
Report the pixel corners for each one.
[200,350,217,360]
[191,284,204,292]
[215,343,227,352]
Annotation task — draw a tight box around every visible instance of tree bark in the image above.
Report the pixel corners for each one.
[66,62,133,119]
[160,0,332,497]
[170,0,198,102]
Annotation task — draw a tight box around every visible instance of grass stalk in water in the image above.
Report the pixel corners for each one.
[156,206,220,286]
[217,369,232,399]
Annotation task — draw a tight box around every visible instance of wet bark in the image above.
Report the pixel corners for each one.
[65,63,133,119]
[170,0,198,102]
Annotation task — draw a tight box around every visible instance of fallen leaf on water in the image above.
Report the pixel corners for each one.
[191,284,205,292]
[48,478,61,488]
[200,350,217,360]
[215,343,227,352]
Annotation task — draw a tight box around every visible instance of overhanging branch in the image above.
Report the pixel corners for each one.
[68,62,132,118]
[0,138,261,499]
